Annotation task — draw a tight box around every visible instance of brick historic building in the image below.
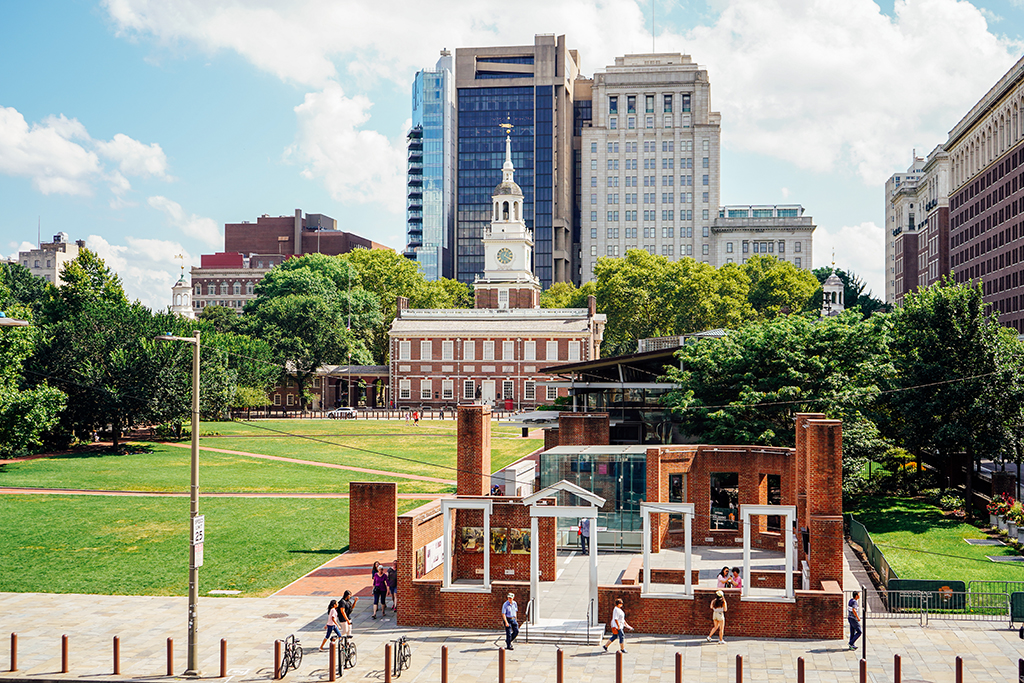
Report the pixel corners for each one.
[389,132,606,410]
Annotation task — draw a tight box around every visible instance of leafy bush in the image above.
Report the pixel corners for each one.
[938,493,965,512]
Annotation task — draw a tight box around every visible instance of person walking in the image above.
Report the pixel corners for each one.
[319,599,343,650]
[501,592,519,650]
[372,565,389,619]
[848,591,862,650]
[337,590,358,636]
[601,598,634,653]
[707,590,727,643]
[580,517,591,556]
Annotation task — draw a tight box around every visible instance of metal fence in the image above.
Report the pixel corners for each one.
[857,589,1012,627]
[968,580,1024,596]
[847,515,899,589]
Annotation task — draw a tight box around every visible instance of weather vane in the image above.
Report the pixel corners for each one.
[499,114,513,135]
[175,253,185,274]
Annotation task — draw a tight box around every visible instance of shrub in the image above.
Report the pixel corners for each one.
[938,493,965,512]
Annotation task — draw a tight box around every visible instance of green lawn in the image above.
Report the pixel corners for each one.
[0,418,537,597]
[0,495,425,596]
[849,496,1024,583]
[0,444,451,494]
[192,419,539,480]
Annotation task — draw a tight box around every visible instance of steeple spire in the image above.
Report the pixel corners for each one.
[499,117,514,183]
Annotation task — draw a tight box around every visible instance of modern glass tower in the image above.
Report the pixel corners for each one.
[405,51,456,280]
[454,35,581,287]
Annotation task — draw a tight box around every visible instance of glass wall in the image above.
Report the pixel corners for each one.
[538,450,647,549]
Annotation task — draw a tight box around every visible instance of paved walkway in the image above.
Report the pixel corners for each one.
[0,590,1019,683]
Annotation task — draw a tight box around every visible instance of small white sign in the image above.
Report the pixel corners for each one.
[192,515,205,545]
[504,569,515,575]
[194,542,204,568]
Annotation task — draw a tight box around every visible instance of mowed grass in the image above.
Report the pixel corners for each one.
[0,495,426,596]
[0,444,451,494]
[849,496,1024,582]
[193,418,539,480]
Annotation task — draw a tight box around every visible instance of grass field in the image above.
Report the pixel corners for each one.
[0,495,424,596]
[849,496,1024,583]
[0,418,537,596]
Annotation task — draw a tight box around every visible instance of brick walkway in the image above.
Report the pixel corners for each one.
[273,549,397,598]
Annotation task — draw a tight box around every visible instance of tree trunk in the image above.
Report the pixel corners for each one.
[112,425,121,450]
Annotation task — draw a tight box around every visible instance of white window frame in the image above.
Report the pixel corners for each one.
[546,341,559,361]
[420,379,432,400]
[420,340,432,361]
[524,341,536,361]
[568,341,581,361]
[502,380,514,400]
[463,340,475,361]
[483,341,495,361]
[399,380,411,400]
[463,379,475,400]
[546,385,559,401]
[273,393,282,406]
[442,379,454,400]
[498,289,509,309]
[399,341,411,361]
[503,341,515,361]
[286,394,294,406]
[524,381,536,401]
[442,340,454,361]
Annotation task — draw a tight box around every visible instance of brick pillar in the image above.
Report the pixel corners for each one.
[349,482,397,551]
[582,414,610,445]
[543,427,560,452]
[457,404,491,496]
[805,419,844,589]
[558,413,585,445]
[793,412,825,564]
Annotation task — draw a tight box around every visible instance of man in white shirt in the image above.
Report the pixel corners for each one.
[501,593,519,650]
[601,598,634,653]
[580,517,591,555]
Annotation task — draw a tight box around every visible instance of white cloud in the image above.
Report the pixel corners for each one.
[7,241,36,261]
[780,187,790,199]
[813,221,885,298]
[286,83,406,211]
[0,105,171,199]
[86,234,193,310]
[96,133,170,178]
[148,195,221,247]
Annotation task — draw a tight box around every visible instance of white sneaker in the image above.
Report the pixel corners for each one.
[706,636,713,642]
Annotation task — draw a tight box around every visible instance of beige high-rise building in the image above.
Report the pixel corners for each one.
[17,232,84,286]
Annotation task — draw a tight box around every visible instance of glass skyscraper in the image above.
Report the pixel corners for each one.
[405,51,456,280]
[454,35,581,287]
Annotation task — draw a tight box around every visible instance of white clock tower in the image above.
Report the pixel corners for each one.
[475,124,542,310]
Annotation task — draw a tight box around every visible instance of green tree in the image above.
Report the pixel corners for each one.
[540,281,596,309]
[742,256,821,317]
[663,311,891,448]
[0,261,52,315]
[33,250,165,448]
[880,277,1015,509]
[197,305,239,333]
[594,250,682,356]
[0,302,66,457]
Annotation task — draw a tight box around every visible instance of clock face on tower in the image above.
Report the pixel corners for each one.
[496,247,514,265]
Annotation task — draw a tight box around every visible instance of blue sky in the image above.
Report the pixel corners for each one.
[2,0,1024,308]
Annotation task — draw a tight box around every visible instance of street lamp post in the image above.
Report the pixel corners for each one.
[156,330,202,677]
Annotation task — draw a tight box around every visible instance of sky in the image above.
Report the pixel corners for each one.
[2,0,1024,310]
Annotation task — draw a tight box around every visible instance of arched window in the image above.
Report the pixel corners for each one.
[502,201,510,220]
[514,201,520,220]
[246,282,254,295]
[220,282,228,295]
[194,285,201,296]
[175,294,181,306]
[233,282,241,295]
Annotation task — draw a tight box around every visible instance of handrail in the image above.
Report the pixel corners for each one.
[524,599,533,644]
[585,598,595,645]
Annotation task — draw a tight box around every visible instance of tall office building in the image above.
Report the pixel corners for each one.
[405,50,456,280]
[581,53,814,278]
[455,34,581,287]
[581,53,721,278]
[884,156,926,304]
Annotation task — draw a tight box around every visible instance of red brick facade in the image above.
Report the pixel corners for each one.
[556,413,610,446]
[348,482,396,552]
[474,285,540,310]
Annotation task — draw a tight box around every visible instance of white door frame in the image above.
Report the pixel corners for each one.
[739,504,796,600]
[528,505,599,625]
[640,502,695,596]
[440,498,494,593]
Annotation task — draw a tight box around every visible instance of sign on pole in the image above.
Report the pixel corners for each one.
[192,515,205,545]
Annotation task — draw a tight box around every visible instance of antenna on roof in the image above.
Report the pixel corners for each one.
[37,216,40,248]
[652,0,656,52]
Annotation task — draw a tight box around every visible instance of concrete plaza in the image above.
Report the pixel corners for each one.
[0,544,1020,682]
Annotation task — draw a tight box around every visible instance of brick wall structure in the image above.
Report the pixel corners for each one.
[557,413,610,446]
[457,404,491,496]
[348,482,397,552]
